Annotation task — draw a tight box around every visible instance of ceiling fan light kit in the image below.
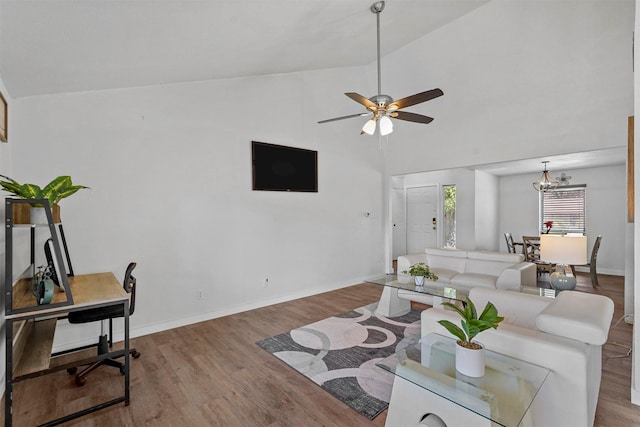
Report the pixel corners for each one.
[318,1,443,136]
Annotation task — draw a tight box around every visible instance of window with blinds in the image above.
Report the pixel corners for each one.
[539,185,586,234]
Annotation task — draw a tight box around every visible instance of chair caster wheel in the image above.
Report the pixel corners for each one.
[75,376,87,387]
[119,366,126,375]
[67,367,77,375]
[132,350,141,359]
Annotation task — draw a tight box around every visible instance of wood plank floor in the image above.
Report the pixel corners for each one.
[2,272,637,426]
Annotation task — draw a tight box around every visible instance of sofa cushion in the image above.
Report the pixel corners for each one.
[467,250,525,263]
[449,273,497,288]
[465,259,510,276]
[425,249,467,273]
[428,268,458,283]
[425,248,468,258]
[536,291,614,345]
[469,287,552,329]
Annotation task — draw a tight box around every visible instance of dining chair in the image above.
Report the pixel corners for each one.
[522,235,554,275]
[570,235,602,287]
[504,233,516,253]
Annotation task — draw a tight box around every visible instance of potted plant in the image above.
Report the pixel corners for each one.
[402,262,438,287]
[437,298,504,377]
[0,175,89,224]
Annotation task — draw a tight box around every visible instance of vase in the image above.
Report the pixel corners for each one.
[30,207,48,224]
[414,276,425,286]
[27,204,61,224]
[455,341,485,377]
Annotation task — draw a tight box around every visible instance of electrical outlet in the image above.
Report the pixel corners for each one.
[263,278,269,288]
[196,290,205,300]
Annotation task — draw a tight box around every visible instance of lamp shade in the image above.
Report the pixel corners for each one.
[379,115,393,136]
[540,235,587,265]
[362,119,376,135]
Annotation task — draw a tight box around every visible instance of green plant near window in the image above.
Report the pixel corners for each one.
[402,262,438,281]
[0,175,89,205]
[437,298,504,350]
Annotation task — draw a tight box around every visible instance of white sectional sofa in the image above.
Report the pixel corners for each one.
[419,287,614,427]
[396,248,536,305]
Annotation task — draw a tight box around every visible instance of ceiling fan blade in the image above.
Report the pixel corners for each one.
[388,88,444,111]
[318,112,370,124]
[390,111,434,124]
[345,92,377,110]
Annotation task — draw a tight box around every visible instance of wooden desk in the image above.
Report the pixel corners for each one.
[5,272,130,427]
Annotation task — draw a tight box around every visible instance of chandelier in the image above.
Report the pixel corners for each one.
[533,161,559,192]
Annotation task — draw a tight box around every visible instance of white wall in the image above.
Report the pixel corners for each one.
[381,0,633,174]
[499,164,627,275]
[474,170,499,251]
[9,68,387,346]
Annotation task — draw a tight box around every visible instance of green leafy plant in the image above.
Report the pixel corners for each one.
[437,298,504,350]
[0,175,89,205]
[402,262,438,281]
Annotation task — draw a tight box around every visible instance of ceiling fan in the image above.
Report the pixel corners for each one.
[318,1,443,136]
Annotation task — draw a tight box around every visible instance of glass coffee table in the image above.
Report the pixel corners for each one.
[366,274,468,317]
[366,274,555,317]
[377,333,550,427]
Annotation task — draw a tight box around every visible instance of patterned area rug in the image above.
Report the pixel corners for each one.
[256,302,421,420]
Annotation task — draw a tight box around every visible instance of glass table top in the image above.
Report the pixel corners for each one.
[366,274,556,301]
[365,274,468,304]
[377,333,550,427]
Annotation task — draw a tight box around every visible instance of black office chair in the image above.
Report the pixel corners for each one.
[67,262,141,386]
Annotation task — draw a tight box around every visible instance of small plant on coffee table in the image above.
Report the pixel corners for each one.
[437,298,504,350]
[402,262,438,281]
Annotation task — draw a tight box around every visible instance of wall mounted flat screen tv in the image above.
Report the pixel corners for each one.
[252,141,318,192]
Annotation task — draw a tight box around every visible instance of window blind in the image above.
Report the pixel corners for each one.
[540,185,586,234]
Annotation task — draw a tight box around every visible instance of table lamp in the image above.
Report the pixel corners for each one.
[540,234,587,291]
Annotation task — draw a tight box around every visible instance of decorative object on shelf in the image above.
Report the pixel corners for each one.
[556,172,572,185]
[533,161,560,192]
[543,220,553,234]
[437,298,504,377]
[32,265,55,305]
[0,175,89,224]
[540,234,587,291]
[318,1,443,136]
[0,91,7,142]
[402,262,438,287]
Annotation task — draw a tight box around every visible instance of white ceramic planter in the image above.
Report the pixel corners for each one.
[29,207,48,224]
[414,276,425,286]
[455,341,485,377]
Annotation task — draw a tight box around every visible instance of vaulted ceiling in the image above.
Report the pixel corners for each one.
[0,0,489,98]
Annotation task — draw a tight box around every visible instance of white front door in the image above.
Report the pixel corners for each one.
[406,186,438,254]
[392,188,407,259]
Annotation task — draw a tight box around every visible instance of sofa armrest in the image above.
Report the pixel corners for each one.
[536,290,614,345]
[397,253,428,279]
[496,261,537,289]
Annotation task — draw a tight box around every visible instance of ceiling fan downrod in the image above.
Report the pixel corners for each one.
[371,1,385,97]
